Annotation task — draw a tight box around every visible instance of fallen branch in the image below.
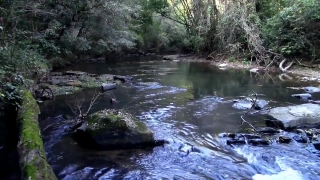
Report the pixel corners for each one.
[240,115,258,132]
[240,91,276,134]
[66,91,102,123]
[240,91,259,133]
[295,58,318,68]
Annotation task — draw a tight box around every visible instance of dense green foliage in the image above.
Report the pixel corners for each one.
[147,0,320,61]
[0,0,144,105]
[0,0,320,105]
[262,0,320,58]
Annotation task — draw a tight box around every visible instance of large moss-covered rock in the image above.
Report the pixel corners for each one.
[17,90,57,180]
[89,109,154,144]
[74,109,158,150]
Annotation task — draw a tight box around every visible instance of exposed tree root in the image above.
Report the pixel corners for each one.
[278,73,293,82]
[279,59,294,73]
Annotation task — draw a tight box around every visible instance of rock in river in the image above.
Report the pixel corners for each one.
[113,75,133,82]
[73,109,166,150]
[303,86,320,93]
[232,98,268,110]
[266,103,320,129]
[101,83,116,91]
[291,93,312,100]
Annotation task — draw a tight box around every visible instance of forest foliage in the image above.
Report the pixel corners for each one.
[0,0,320,105]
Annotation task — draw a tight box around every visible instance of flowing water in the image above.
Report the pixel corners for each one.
[39,57,320,180]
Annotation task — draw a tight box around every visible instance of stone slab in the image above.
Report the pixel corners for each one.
[267,103,320,129]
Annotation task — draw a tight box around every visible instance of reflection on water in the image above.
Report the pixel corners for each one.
[40,59,320,180]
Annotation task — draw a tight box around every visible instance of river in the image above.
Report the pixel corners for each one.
[38,56,320,180]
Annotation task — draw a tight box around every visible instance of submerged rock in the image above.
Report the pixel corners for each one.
[101,83,116,91]
[219,133,261,139]
[178,144,202,157]
[278,136,292,144]
[304,128,320,140]
[226,138,270,146]
[303,86,320,93]
[291,93,312,100]
[113,75,133,82]
[227,139,246,146]
[309,100,320,104]
[256,127,281,134]
[313,142,320,150]
[222,132,270,146]
[293,135,308,143]
[248,139,270,146]
[232,98,268,110]
[266,103,320,129]
[219,133,236,138]
[73,109,167,150]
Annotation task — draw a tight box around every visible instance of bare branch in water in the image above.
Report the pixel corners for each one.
[239,90,258,133]
[66,97,85,117]
[240,114,258,132]
[66,90,103,123]
[85,91,102,115]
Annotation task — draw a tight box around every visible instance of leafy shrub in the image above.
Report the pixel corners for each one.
[262,0,320,58]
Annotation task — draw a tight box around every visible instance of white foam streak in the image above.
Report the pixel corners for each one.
[234,147,306,180]
[252,168,304,180]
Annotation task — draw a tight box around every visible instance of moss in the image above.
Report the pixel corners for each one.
[17,90,57,180]
[83,109,155,147]
[135,120,151,132]
[49,85,81,95]
[47,74,114,96]
[24,164,37,180]
[87,109,154,139]
[107,114,123,122]
[18,91,45,155]
[81,75,114,88]
[87,112,127,136]
[20,119,45,154]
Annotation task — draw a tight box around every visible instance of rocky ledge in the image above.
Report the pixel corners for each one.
[219,128,320,151]
[71,109,168,150]
[48,71,114,95]
[36,71,133,99]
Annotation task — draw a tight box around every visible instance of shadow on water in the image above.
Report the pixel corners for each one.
[40,58,320,180]
[0,106,21,180]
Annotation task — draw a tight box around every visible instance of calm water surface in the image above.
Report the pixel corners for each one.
[39,57,320,180]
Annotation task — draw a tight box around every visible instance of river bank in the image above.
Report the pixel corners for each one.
[163,54,320,83]
[41,54,320,99]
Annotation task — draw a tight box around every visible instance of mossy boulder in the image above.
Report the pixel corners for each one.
[73,109,159,150]
[17,90,57,180]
